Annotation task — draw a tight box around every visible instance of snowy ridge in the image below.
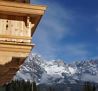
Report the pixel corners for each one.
[15,53,98,84]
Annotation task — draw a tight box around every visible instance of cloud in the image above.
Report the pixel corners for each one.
[82,74,98,83]
[96,14,98,32]
[96,28,98,33]
[31,0,92,61]
[64,44,89,56]
[50,43,90,61]
[33,1,75,39]
[32,1,75,57]
[92,56,98,60]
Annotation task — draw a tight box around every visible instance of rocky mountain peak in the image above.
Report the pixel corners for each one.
[14,53,98,84]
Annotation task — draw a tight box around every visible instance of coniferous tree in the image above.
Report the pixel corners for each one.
[92,84,96,91]
[84,82,93,91]
[49,87,52,91]
[5,80,32,91]
[33,82,37,91]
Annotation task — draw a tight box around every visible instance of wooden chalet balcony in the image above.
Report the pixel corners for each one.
[0,0,46,85]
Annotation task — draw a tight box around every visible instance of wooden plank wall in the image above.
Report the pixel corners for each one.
[0,0,30,3]
[0,14,33,43]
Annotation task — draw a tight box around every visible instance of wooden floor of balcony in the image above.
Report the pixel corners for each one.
[0,57,26,86]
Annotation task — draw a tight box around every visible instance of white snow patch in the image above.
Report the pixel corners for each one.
[44,62,66,77]
[81,73,98,83]
[68,67,76,74]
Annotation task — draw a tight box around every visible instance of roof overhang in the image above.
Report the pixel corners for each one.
[0,1,47,36]
[0,1,47,16]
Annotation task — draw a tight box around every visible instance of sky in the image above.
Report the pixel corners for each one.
[31,0,98,62]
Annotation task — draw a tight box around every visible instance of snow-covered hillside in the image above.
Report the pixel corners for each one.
[14,53,98,84]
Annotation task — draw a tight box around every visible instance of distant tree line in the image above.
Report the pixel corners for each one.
[0,80,37,91]
[0,80,97,91]
[84,82,96,91]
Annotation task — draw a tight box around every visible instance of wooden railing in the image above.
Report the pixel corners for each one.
[0,34,32,40]
[0,34,32,43]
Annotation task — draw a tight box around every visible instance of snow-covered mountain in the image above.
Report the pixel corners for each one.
[14,53,98,84]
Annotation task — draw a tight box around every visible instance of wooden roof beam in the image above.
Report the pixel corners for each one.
[0,1,47,16]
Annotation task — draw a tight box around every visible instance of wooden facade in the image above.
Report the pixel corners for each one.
[0,0,30,3]
[0,0,46,85]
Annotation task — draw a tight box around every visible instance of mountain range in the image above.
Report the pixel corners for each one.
[14,53,98,85]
